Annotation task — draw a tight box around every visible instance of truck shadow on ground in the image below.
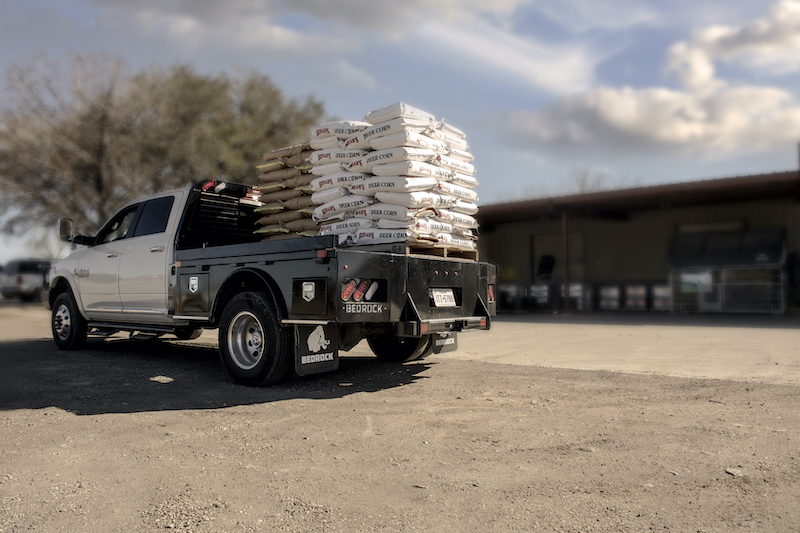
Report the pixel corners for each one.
[0,338,433,416]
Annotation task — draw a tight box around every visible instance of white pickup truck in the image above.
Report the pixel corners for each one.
[49,180,496,386]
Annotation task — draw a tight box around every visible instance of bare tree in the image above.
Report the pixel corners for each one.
[0,54,324,238]
[565,165,609,194]
[490,165,646,203]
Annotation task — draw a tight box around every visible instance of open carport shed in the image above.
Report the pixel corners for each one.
[476,170,800,314]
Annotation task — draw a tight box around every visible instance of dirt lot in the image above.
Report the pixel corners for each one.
[1,301,799,532]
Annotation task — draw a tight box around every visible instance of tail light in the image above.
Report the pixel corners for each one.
[341,279,357,300]
[352,280,370,302]
[488,284,496,302]
[341,279,386,302]
[16,275,23,286]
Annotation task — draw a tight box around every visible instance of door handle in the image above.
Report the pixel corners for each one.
[150,246,165,253]
[107,252,118,258]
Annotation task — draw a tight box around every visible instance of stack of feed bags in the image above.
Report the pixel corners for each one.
[253,144,319,240]
[307,102,480,252]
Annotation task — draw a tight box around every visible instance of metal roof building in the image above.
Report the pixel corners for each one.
[476,170,800,314]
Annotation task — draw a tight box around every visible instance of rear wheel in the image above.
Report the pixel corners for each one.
[218,292,291,386]
[367,333,432,363]
[51,292,88,350]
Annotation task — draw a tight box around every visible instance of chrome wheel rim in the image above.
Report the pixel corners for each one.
[226,311,264,371]
[53,303,72,341]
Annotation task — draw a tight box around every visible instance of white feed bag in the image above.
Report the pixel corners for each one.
[319,218,374,235]
[372,160,454,181]
[374,219,408,229]
[312,194,374,222]
[433,119,466,139]
[374,191,454,209]
[309,120,370,140]
[435,181,479,203]
[343,117,431,150]
[353,229,409,244]
[452,226,478,240]
[424,127,469,151]
[363,102,436,125]
[311,187,349,205]
[310,162,346,176]
[360,203,433,221]
[354,228,435,246]
[368,130,450,153]
[374,218,452,235]
[450,199,479,215]
[308,148,369,166]
[358,176,438,195]
[450,173,479,189]
[310,172,368,192]
[430,153,475,175]
[347,147,437,173]
[435,209,479,229]
[413,218,454,235]
[309,136,341,150]
[435,233,476,251]
[447,147,474,162]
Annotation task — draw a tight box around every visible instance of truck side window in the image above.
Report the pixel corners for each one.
[97,205,140,244]
[132,196,175,237]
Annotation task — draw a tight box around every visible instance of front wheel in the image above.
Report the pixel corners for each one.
[367,333,432,363]
[218,292,291,386]
[51,292,88,350]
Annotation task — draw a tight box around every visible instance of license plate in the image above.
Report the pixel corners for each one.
[430,288,456,307]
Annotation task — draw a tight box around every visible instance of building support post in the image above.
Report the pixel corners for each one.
[562,210,570,312]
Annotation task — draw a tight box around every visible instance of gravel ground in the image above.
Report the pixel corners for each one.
[1,301,799,532]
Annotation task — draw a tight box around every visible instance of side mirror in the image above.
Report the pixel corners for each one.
[58,218,74,242]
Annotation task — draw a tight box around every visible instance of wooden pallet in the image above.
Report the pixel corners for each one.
[406,244,479,261]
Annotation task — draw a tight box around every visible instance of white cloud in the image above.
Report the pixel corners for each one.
[508,0,800,159]
[532,0,661,33]
[414,16,600,94]
[510,85,800,152]
[90,0,601,95]
[127,6,357,55]
[665,0,800,93]
[319,60,381,91]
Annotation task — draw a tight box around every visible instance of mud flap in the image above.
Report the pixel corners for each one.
[431,332,458,354]
[294,324,339,376]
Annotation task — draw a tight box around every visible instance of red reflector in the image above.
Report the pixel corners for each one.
[316,249,327,259]
[352,280,370,302]
[421,324,428,333]
[480,319,487,327]
[341,280,357,301]
[202,180,216,191]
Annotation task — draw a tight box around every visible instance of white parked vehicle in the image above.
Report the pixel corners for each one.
[1,259,50,301]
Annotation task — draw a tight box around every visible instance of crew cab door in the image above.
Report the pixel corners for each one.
[118,194,181,320]
[77,203,141,317]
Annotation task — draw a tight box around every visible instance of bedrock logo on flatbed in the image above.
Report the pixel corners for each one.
[344,303,386,313]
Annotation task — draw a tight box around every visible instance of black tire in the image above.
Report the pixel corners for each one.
[218,292,291,386]
[173,327,203,340]
[51,291,88,350]
[367,333,432,363]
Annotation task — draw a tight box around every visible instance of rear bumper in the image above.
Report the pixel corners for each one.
[397,315,490,337]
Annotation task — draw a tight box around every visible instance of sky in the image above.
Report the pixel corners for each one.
[2,0,800,262]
